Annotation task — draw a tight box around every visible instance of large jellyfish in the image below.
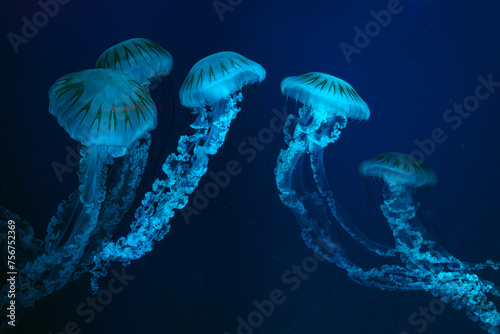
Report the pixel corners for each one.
[275,72,393,258]
[0,39,175,317]
[49,68,157,208]
[91,51,266,291]
[1,68,158,313]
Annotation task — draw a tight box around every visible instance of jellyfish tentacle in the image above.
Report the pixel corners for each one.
[91,93,242,291]
[276,103,395,257]
[73,133,152,278]
[309,137,396,257]
[78,145,110,207]
[43,133,150,269]
[0,207,43,266]
[359,152,500,332]
[45,145,110,251]
[90,52,265,291]
[0,68,158,316]
[386,189,500,332]
[1,40,171,326]
[1,136,154,313]
[2,144,111,309]
[278,73,396,257]
[98,134,151,231]
[45,190,81,251]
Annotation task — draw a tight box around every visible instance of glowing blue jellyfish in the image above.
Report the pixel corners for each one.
[95,38,173,89]
[49,68,157,203]
[275,72,392,258]
[275,72,500,333]
[47,68,157,250]
[91,51,266,291]
[84,39,174,270]
[0,68,157,312]
[1,40,176,320]
[359,153,500,333]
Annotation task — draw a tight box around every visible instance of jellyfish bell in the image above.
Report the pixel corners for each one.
[95,38,173,90]
[281,72,370,122]
[180,51,265,108]
[96,38,177,202]
[359,152,437,188]
[280,72,369,151]
[49,68,157,157]
[179,51,265,134]
[49,68,157,206]
[359,153,438,224]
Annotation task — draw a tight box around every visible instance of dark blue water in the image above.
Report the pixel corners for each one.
[1,0,499,333]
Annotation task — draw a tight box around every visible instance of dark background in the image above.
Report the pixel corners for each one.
[1,0,499,333]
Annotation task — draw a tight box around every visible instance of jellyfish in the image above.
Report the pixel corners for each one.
[275,72,394,259]
[274,72,500,332]
[46,68,157,248]
[82,39,175,270]
[359,153,500,333]
[95,38,173,90]
[49,68,157,203]
[95,38,175,148]
[1,68,157,311]
[90,51,266,291]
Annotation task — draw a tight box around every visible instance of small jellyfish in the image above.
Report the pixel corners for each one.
[359,153,500,332]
